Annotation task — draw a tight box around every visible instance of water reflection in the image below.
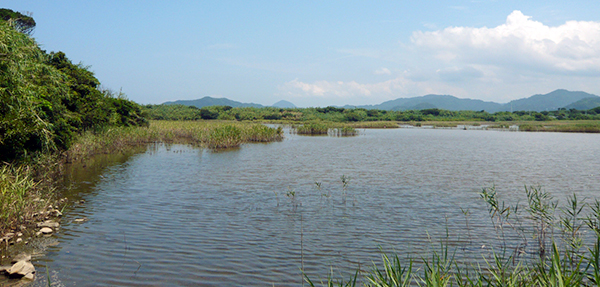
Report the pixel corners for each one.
[24,129,600,286]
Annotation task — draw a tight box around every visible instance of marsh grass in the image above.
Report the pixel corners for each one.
[519,121,600,133]
[1,120,283,234]
[305,186,600,287]
[0,165,46,232]
[66,120,283,160]
[347,122,399,129]
[294,122,358,136]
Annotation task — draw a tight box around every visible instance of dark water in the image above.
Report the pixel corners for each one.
[24,129,600,286]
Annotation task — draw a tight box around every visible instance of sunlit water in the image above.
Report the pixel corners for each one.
[22,129,600,286]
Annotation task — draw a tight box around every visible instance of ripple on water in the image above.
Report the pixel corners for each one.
[30,130,600,286]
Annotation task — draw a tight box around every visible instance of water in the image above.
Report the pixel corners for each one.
[22,129,600,286]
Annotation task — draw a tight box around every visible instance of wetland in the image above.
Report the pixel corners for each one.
[6,128,600,286]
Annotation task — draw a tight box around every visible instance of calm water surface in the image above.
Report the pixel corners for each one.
[27,129,600,286]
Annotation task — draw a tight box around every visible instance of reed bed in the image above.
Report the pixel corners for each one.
[296,123,330,135]
[294,122,358,136]
[0,165,45,232]
[67,120,284,160]
[519,121,600,133]
[0,121,283,234]
[346,121,399,129]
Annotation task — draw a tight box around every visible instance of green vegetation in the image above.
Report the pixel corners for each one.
[0,11,283,234]
[292,122,358,136]
[0,18,147,162]
[142,104,600,128]
[0,8,35,35]
[305,186,600,287]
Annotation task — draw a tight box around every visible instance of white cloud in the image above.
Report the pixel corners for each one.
[411,10,600,74]
[279,77,467,105]
[279,11,600,105]
[374,67,391,75]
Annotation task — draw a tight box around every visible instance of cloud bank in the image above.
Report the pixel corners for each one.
[281,11,600,105]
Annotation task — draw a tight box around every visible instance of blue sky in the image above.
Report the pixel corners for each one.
[4,1,600,107]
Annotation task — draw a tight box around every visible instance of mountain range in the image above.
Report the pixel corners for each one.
[162,89,600,112]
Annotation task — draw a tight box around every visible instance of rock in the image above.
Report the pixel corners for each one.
[74,218,88,223]
[6,260,35,279]
[52,209,63,217]
[16,238,22,243]
[16,232,22,237]
[39,227,53,234]
[37,220,59,229]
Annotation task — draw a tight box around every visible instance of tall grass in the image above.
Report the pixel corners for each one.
[305,186,600,287]
[347,122,399,129]
[519,121,600,133]
[294,122,358,136]
[67,120,283,160]
[0,121,283,234]
[0,165,46,232]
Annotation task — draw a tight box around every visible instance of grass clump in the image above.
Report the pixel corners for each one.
[0,165,47,232]
[294,122,358,136]
[296,123,330,135]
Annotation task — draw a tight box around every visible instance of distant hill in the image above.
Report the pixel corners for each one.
[503,89,599,112]
[272,100,296,108]
[162,96,264,108]
[348,94,503,112]
[162,89,599,112]
[345,90,599,112]
[561,97,600,110]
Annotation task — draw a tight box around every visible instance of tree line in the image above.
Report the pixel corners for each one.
[142,104,600,123]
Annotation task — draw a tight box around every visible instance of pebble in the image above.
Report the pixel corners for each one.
[37,220,60,229]
[39,227,53,234]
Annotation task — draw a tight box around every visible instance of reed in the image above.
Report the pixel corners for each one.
[519,121,600,133]
[0,120,283,234]
[347,122,399,129]
[296,123,330,135]
[294,122,358,137]
[0,165,41,231]
[305,186,600,287]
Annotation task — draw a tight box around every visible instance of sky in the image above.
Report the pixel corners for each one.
[4,1,600,107]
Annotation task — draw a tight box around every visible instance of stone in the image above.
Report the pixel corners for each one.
[37,220,59,229]
[6,260,35,279]
[16,238,22,243]
[39,227,53,234]
[74,218,88,223]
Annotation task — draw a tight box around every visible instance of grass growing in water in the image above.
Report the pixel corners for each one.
[294,122,358,136]
[0,120,283,234]
[305,186,600,287]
